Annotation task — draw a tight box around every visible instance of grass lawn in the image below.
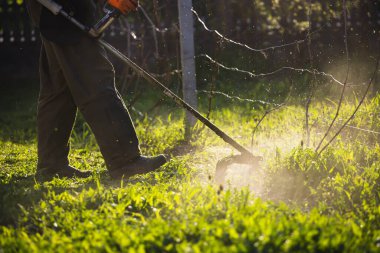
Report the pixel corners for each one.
[0,80,379,252]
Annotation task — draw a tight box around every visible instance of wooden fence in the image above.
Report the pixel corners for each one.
[0,1,37,45]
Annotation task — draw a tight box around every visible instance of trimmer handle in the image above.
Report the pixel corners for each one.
[92,7,121,36]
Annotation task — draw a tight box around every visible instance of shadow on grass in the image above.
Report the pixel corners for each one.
[0,172,111,227]
[0,161,183,227]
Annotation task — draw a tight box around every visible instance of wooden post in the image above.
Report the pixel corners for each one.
[178,0,197,134]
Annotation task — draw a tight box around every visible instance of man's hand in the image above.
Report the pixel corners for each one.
[107,0,138,14]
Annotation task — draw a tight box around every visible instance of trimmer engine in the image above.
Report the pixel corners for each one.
[107,0,138,15]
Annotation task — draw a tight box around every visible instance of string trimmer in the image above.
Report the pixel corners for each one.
[36,0,262,184]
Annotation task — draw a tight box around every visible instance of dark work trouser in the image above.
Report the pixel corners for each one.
[37,36,140,171]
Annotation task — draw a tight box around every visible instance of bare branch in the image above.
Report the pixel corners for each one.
[315,0,350,152]
[205,65,217,119]
[191,8,323,55]
[199,54,357,87]
[250,104,284,149]
[318,55,380,154]
[197,90,282,107]
[138,6,160,58]
[304,0,314,147]
[344,125,380,136]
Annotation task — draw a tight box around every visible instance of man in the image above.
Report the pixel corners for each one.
[26,0,167,180]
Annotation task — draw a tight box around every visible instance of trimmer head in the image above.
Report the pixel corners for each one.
[215,154,262,185]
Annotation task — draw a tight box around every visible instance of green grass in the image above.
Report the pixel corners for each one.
[0,81,379,252]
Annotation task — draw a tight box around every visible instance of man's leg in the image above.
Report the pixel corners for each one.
[37,42,77,170]
[37,41,91,179]
[43,37,141,171]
